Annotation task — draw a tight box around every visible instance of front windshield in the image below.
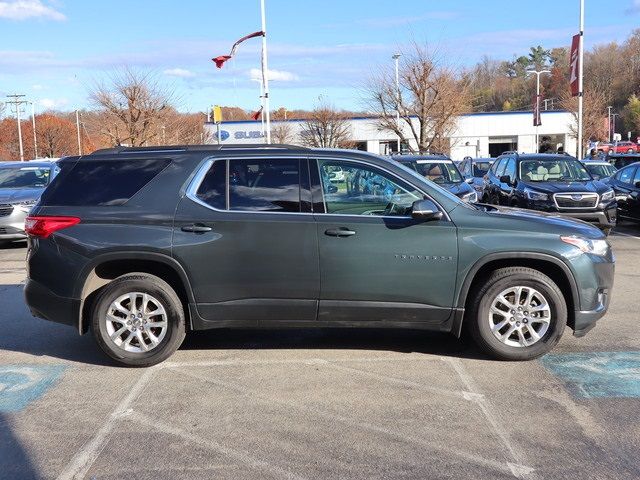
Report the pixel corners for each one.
[519,158,592,182]
[473,162,492,177]
[584,164,616,179]
[0,167,52,189]
[411,160,463,184]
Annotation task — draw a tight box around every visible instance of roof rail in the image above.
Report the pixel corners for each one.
[500,151,519,156]
[90,143,310,155]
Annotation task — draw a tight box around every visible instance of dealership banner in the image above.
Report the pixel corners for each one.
[569,34,580,97]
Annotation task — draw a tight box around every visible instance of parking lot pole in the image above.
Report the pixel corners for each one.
[30,102,38,159]
[76,110,82,155]
[260,0,271,144]
[577,0,584,159]
[393,53,402,153]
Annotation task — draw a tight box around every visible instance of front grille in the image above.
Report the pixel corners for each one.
[554,193,598,209]
[0,204,13,217]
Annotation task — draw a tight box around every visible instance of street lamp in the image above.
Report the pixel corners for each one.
[526,69,551,152]
[29,101,38,159]
[392,53,402,153]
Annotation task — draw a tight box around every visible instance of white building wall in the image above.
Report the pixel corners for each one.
[206,111,577,160]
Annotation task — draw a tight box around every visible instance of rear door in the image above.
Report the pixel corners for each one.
[172,156,319,325]
[311,157,458,326]
[611,166,637,219]
[630,167,640,220]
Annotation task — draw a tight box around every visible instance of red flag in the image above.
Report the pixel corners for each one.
[212,31,265,69]
[252,106,263,121]
[569,34,580,97]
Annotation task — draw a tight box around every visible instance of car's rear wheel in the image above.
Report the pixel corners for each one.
[467,267,566,360]
[91,273,186,367]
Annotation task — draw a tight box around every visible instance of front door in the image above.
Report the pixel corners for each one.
[172,156,319,325]
[311,158,458,326]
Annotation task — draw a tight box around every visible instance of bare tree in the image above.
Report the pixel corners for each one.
[299,101,351,148]
[367,44,470,153]
[560,87,609,151]
[89,68,175,146]
[272,122,295,144]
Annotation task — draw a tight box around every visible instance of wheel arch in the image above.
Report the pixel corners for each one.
[77,252,195,334]
[454,252,579,335]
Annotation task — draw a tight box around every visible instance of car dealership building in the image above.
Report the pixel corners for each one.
[205,110,577,160]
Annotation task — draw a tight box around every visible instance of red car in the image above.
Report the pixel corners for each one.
[598,141,638,154]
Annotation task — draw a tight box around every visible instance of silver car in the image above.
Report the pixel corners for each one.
[0,160,59,243]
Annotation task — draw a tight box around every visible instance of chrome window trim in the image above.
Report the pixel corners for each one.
[185,155,451,221]
[553,192,599,210]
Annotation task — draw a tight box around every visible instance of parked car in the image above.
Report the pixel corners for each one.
[485,152,617,232]
[598,142,638,154]
[458,157,494,202]
[0,160,59,244]
[25,145,614,366]
[581,160,617,180]
[602,162,640,224]
[392,154,478,203]
[608,153,640,170]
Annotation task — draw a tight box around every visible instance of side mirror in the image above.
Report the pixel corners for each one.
[499,175,511,184]
[465,177,474,184]
[411,199,443,222]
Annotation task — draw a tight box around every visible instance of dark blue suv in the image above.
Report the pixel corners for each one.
[485,152,617,232]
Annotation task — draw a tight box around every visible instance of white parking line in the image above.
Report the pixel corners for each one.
[129,410,309,480]
[56,366,159,480]
[169,365,517,477]
[444,358,536,479]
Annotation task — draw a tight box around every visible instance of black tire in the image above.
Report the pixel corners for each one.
[467,267,566,360]
[91,273,186,367]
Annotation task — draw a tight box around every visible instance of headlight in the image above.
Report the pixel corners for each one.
[524,187,548,201]
[600,189,614,202]
[561,235,609,256]
[462,191,478,203]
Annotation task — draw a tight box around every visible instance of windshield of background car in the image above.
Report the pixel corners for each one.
[585,163,616,178]
[519,158,592,182]
[0,166,51,189]
[411,160,463,184]
[473,162,492,176]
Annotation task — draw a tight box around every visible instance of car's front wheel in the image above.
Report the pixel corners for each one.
[467,267,566,360]
[91,273,186,367]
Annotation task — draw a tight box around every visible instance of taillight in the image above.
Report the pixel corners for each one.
[24,216,81,239]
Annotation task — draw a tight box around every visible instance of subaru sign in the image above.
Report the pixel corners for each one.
[220,130,230,141]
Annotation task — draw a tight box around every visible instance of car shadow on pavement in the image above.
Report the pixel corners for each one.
[0,412,42,480]
[182,327,487,360]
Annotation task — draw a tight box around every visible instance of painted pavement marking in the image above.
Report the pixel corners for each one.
[541,351,640,398]
[0,364,67,413]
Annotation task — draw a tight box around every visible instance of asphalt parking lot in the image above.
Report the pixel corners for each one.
[1,226,639,480]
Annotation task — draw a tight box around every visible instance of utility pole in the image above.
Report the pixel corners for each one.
[260,0,271,144]
[577,0,585,160]
[30,102,38,159]
[607,106,613,142]
[392,53,402,153]
[75,110,82,155]
[6,94,28,161]
[526,69,550,153]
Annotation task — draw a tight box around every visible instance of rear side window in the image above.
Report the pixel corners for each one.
[229,158,301,212]
[40,159,170,206]
[196,160,226,210]
[616,167,635,184]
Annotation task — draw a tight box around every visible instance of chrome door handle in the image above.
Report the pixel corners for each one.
[181,224,212,233]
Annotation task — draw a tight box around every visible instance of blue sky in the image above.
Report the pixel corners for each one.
[1,0,639,114]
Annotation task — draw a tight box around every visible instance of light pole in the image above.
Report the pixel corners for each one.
[75,110,82,155]
[392,53,402,153]
[577,0,585,159]
[526,69,550,152]
[607,106,613,142]
[30,102,38,159]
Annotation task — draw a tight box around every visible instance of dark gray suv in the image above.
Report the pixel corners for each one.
[24,145,614,366]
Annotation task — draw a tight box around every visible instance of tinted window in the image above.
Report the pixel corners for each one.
[0,167,51,188]
[493,159,506,177]
[634,167,640,186]
[229,158,300,212]
[584,163,616,179]
[196,160,226,209]
[503,159,516,180]
[473,162,492,177]
[617,167,635,184]
[519,158,591,182]
[40,159,170,206]
[318,160,422,216]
